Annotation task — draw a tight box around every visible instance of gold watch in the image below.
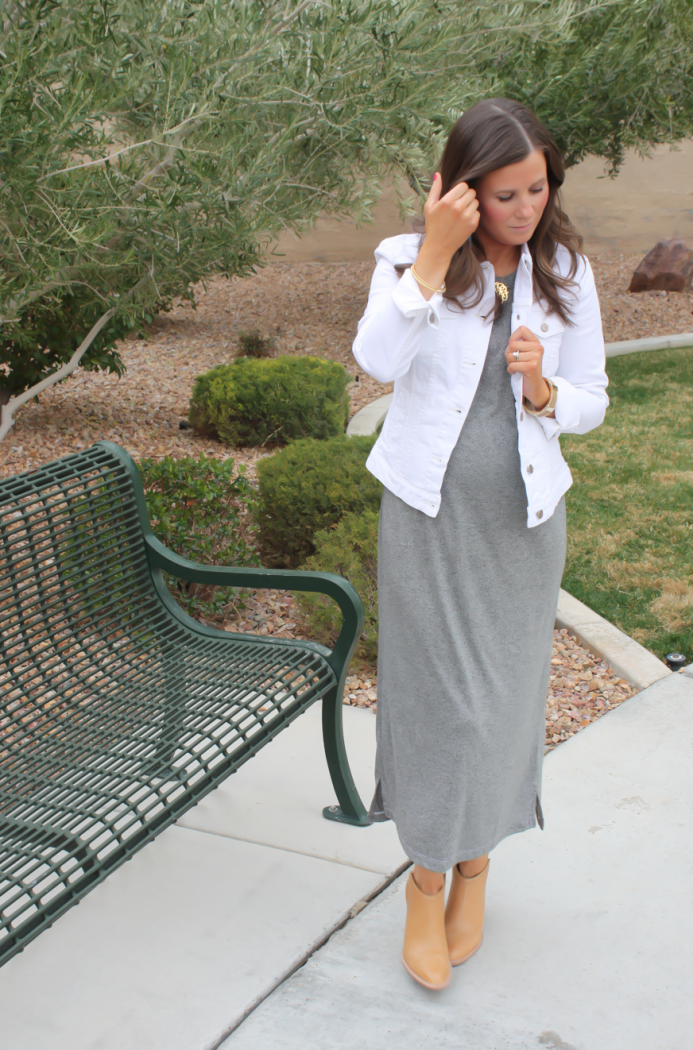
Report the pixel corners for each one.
[523,377,558,417]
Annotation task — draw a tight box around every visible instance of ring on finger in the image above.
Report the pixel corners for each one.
[513,349,520,362]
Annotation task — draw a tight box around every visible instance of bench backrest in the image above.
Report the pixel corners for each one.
[1,443,161,752]
[0,446,172,944]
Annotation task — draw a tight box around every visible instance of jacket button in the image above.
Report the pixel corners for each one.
[519,411,524,422]
[536,509,543,519]
[541,322,548,332]
[527,464,534,474]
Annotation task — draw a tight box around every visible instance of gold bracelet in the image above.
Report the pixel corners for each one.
[523,377,558,417]
[410,264,446,294]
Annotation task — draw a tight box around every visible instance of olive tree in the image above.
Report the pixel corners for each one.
[1,0,691,442]
[484,0,693,172]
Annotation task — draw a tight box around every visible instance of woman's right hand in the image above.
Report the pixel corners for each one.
[412,174,479,299]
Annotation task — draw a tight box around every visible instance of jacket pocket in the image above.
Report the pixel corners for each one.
[529,311,565,375]
[541,329,563,375]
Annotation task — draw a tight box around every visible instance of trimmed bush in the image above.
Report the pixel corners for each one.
[189,355,349,447]
[296,511,379,669]
[139,454,260,622]
[256,434,381,566]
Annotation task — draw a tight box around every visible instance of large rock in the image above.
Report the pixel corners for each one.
[629,238,693,292]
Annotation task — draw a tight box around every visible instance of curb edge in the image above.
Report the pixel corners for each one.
[346,393,393,437]
[555,588,670,693]
[605,331,693,357]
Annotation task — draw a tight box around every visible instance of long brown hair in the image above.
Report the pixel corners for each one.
[407,98,584,324]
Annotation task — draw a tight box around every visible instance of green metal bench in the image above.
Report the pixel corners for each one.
[0,441,367,967]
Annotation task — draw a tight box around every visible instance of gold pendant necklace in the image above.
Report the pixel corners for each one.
[495,281,509,302]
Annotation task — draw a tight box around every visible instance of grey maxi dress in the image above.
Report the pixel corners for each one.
[369,270,567,871]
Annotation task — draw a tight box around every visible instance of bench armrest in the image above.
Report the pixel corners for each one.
[144,534,365,676]
[93,441,369,826]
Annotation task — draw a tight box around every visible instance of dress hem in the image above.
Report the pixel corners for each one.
[370,804,542,873]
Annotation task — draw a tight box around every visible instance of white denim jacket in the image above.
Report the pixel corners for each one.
[352,234,609,527]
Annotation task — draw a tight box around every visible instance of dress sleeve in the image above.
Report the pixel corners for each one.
[537,254,609,440]
[352,242,444,384]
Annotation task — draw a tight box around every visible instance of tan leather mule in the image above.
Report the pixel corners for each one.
[401,872,452,990]
[444,858,490,966]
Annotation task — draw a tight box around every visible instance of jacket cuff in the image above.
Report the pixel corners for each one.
[537,376,579,440]
[391,267,442,327]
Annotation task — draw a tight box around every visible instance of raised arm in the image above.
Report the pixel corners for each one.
[353,175,480,384]
[351,244,442,384]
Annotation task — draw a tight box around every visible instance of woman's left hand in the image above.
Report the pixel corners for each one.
[505,326,551,410]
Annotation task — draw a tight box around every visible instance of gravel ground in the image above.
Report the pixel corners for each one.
[2,250,676,746]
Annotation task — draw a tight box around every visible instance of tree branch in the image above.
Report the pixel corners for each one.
[128,3,319,196]
[0,266,85,323]
[127,3,320,198]
[129,121,203,197]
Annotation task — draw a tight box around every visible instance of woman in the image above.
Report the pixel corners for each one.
[352,98,608,991]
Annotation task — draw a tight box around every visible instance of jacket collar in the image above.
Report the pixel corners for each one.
[480,242,533,306]
[479,241,532,274]
[515,243,534,305]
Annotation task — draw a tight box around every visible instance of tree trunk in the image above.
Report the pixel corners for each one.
[0,273,150,443]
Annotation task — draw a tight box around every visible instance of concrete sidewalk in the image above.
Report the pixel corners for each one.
[1,668,689,1049]
[227,672,693,1050]
[0,702,406,1050]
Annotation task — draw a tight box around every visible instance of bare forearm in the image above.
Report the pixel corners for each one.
[523,375,555,418]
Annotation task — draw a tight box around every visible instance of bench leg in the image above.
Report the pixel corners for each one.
[321,686,370,827]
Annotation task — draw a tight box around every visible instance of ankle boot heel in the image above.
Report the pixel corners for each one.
[401,872,452,990]
[444,859,490,966]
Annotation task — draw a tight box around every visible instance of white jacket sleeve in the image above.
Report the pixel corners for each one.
[352,240,444,384]
[538,255,609,440]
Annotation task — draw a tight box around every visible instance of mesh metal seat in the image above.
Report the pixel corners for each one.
[0,441,366,967]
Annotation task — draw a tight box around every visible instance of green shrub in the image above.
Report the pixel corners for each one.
[189,355,349,447]
[237,329,276,358]
[138,454,260,623]
[256,434,381,566]
[296,511,379,668]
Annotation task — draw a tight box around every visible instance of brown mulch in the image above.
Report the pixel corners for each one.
[1,250,678,747]
[590,254,693,340]
[544,628,634,751]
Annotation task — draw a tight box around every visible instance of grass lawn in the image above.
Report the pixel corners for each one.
[562,345,693,662]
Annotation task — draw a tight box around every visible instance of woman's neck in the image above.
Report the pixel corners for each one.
[472,231,521,276]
